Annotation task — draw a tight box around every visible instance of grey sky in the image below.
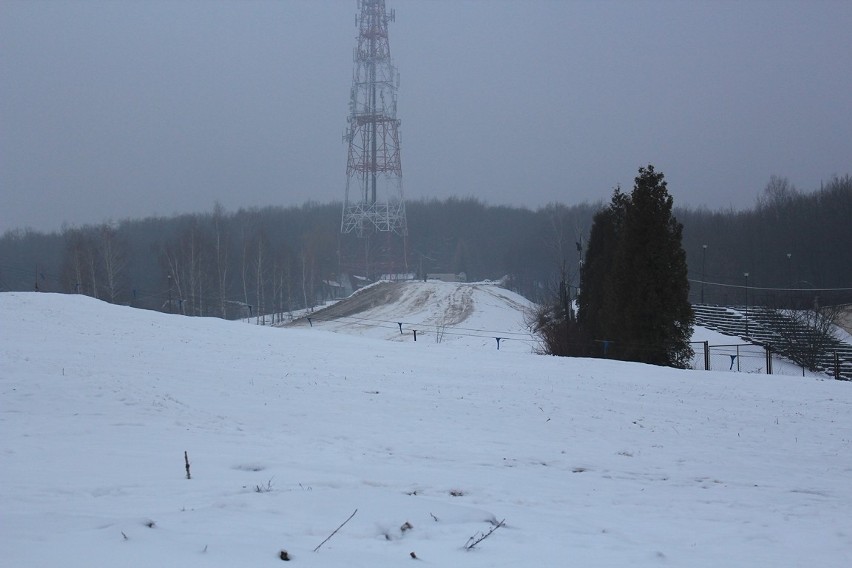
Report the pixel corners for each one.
[1,0,850,233]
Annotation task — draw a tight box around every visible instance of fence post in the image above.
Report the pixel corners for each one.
[703,341,710,371]
[736,345,741,372]
[835,351,841,380]
[765,345,773,375]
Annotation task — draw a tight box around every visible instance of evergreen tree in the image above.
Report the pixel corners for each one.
[577,188,626,354]
[617,165,693,366]
[578,165,694,367]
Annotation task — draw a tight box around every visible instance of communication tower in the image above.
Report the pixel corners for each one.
[340,0,407,277]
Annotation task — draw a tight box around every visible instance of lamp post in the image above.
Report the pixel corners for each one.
[743,272,750,336]
[786,253,792,307]
[701,244,708,304]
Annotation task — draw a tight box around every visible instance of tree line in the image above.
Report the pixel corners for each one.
[1,175,850,317]
[679,174,852,309]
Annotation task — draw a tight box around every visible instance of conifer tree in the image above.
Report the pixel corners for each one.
[577,189,626,353]
[578,165,694,367]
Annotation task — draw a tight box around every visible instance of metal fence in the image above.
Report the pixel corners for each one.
[689,341,848,379]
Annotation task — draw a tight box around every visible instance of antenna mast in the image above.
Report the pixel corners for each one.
[341,0,407,243]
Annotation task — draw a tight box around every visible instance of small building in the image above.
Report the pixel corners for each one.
[426,272,467,283]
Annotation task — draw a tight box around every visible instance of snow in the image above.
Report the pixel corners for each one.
[2,290,851,567]
[286,280,538,353]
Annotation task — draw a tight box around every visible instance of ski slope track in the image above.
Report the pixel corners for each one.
[287,280,537,353]
[2,291,851,567]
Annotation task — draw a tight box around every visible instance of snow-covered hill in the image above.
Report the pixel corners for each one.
[287,280,536,353]
[292,280,837,377]
[2,292,851,567]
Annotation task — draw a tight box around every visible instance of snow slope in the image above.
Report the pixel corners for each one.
[287,280,537,353]
[2,292,851,567]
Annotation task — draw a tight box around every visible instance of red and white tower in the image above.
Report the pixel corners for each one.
[340,0,407,277]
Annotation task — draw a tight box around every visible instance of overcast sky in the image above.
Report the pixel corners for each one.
[1,0,850,233]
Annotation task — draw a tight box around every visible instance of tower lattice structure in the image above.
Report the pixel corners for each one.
[341,0,407,240]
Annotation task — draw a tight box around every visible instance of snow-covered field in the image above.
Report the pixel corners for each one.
[2,291,851,567]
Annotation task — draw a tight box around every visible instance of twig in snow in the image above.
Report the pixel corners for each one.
[184,451,191,480]
[313,508,358,552]
[464,519,505,550]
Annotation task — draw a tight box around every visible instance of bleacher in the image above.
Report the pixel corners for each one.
[692,304,852,380]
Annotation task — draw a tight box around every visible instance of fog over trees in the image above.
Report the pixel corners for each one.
[1,175,850,318]
[678,175,852,309]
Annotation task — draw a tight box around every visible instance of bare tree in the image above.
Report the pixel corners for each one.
[298,227,337,310]
[160,220,210,316]
[212,203,230,318]
[300,246,312,311]
[160,241,184,314]
[252,229,270,323]
[240,226,251,317]
[61,228,100,298]
[542,203,575,266]
[526,263,588,356]
[757,175,799,210]
[61,229,87,294]
[98,224,127,304]
[87,242,100,299]
[272,243,295,323]
[187,225,204,315]
[772,303,843,371]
